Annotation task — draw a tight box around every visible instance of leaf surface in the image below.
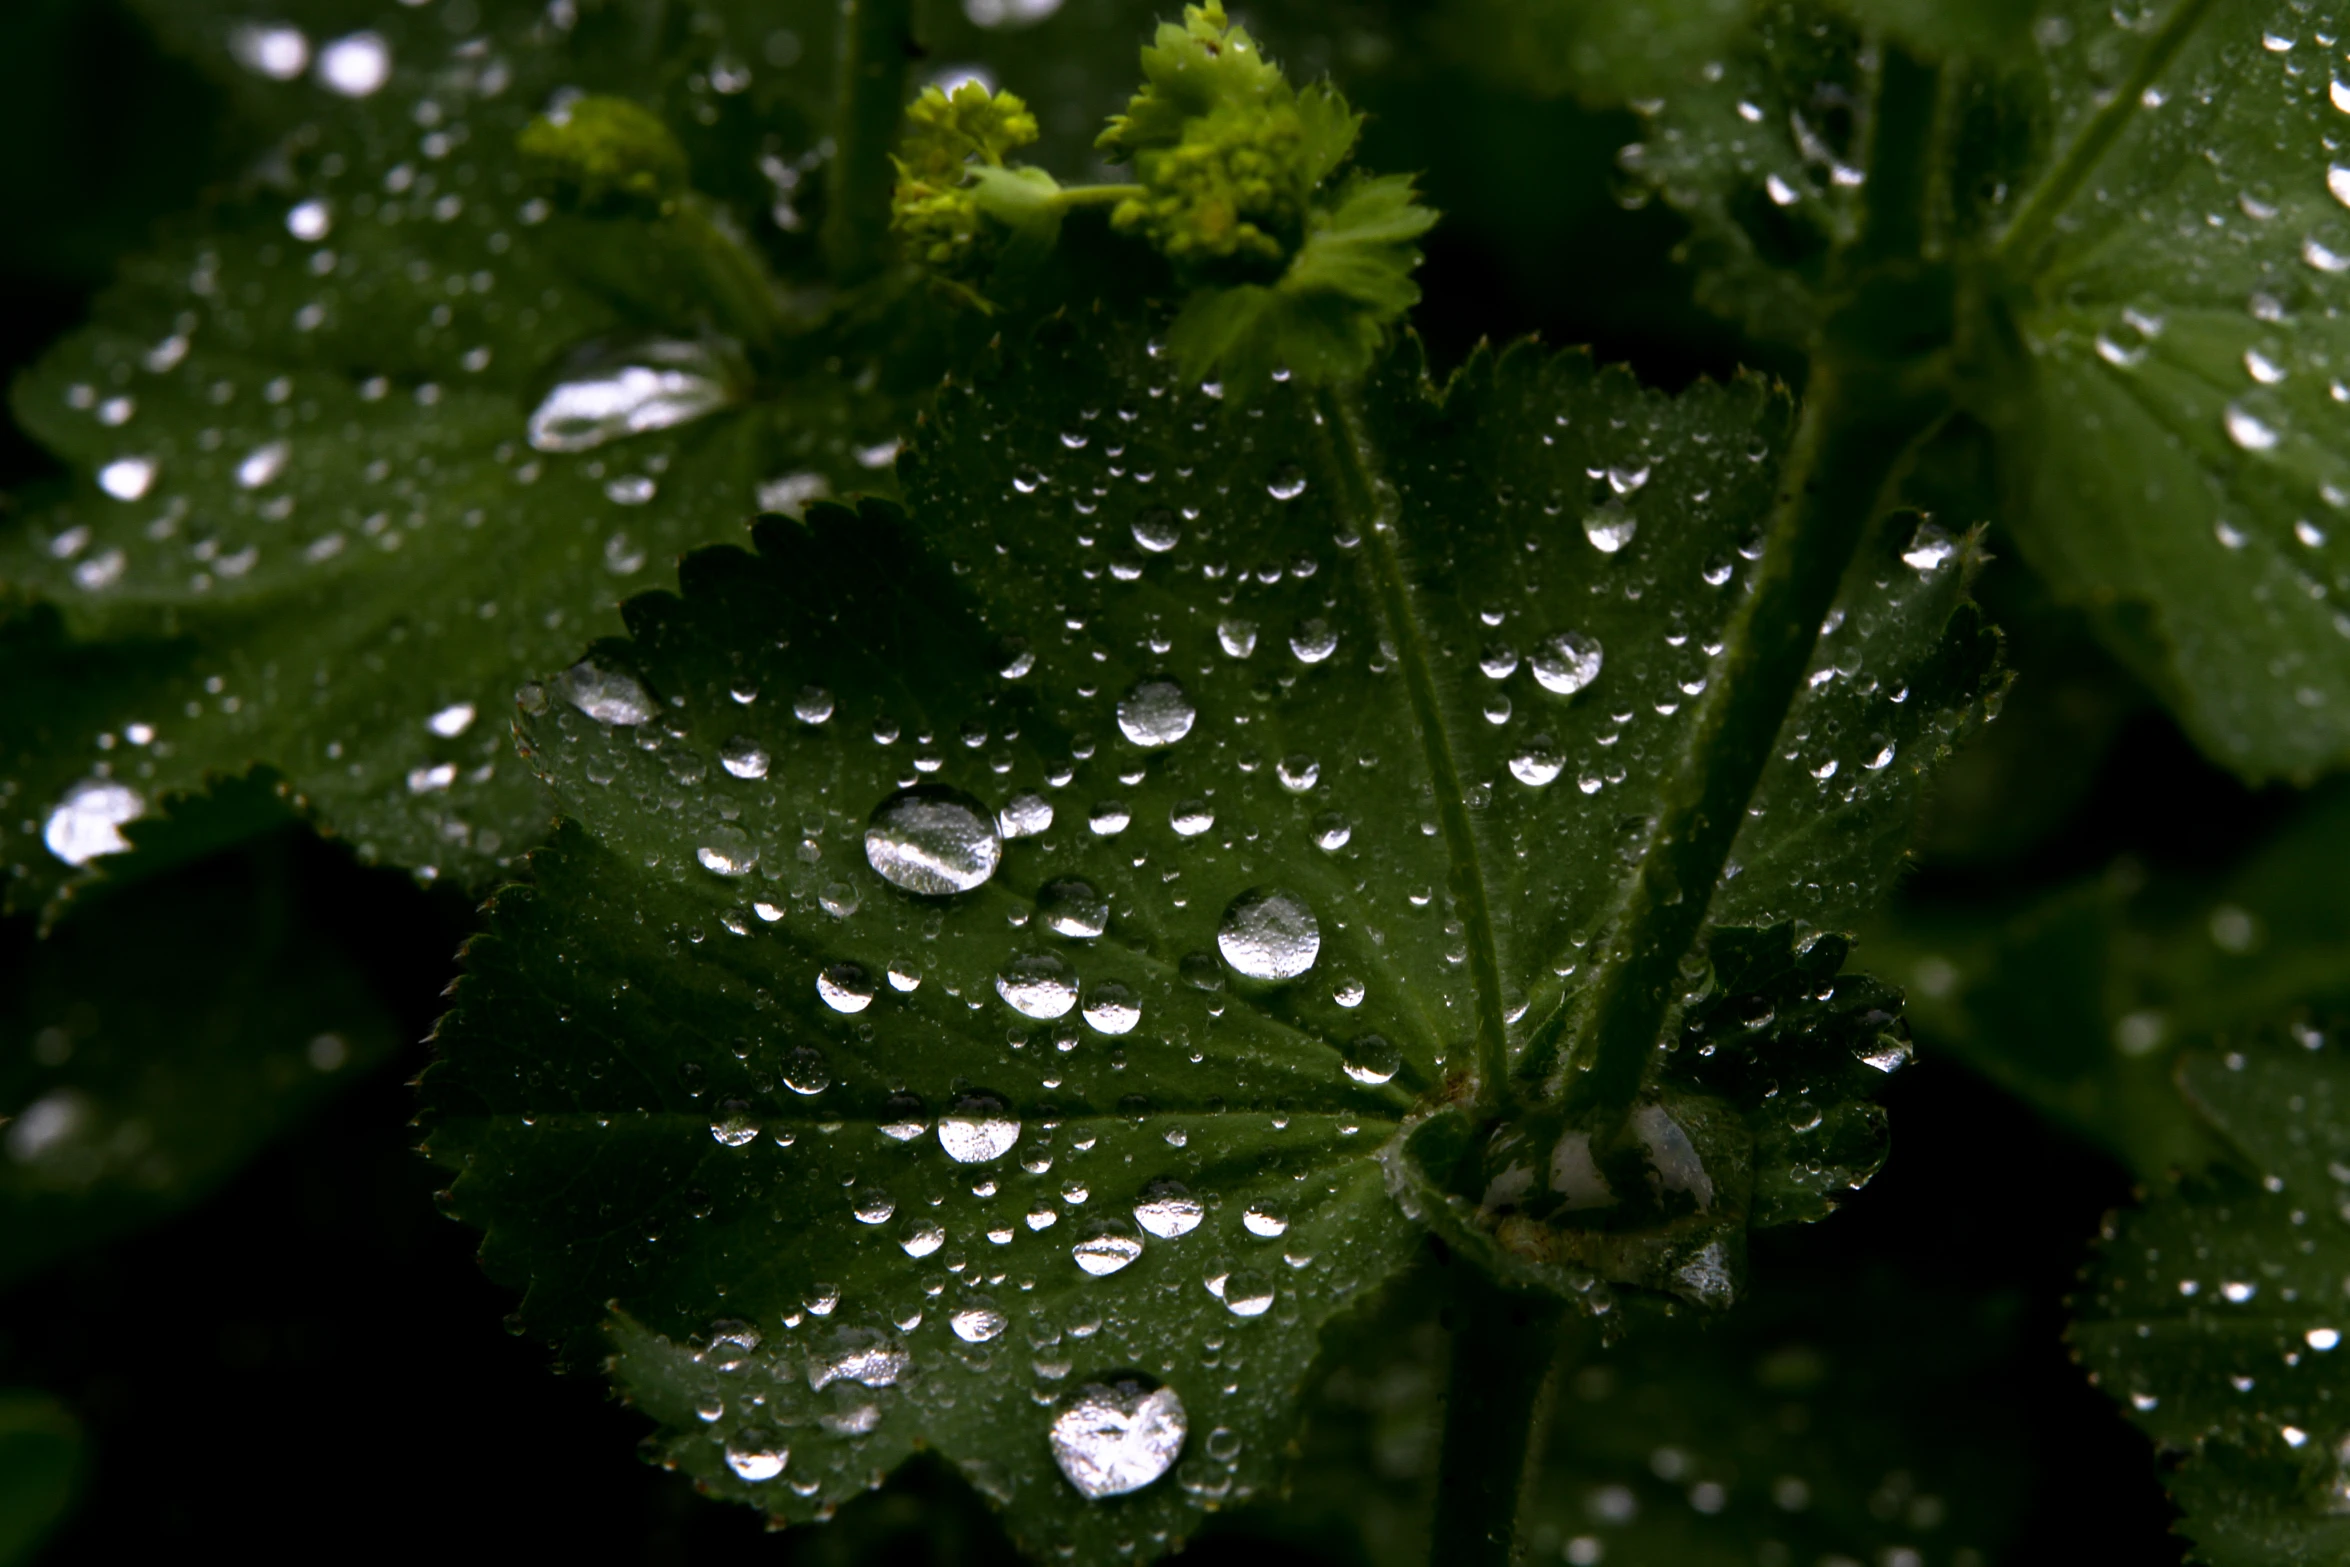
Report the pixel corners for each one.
[2075,1024,2350,1564]
[0,1391,81,1567]
[421,312,1991,1551]
[1620,0,2350,778]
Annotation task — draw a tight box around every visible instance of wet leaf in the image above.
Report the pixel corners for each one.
[0,836,402,1285]
[1866,783,2350,1180]
[0,1391,82,1567]
[1619,0,2350,779]
[2074,1023,2350,1564]
[420,311,1992,1552]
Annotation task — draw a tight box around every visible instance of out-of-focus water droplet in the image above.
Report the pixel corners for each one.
[720,736,770,779]
[865,786,1003,894]
[1582,507,1637,554]
[950,1303,1007,1342]
[527,339,735,454]
[999,791,1053,838]
[427,702,476,738]
[98,456,156,501]
[1050,1381,1186,1498]
[1117,678,1196,748]
[1218,888,1320,981]
[1082,982,1141,1035]
[230,22,309,80]
[1342,1034,1400,1085]
[1530,632,1603,696]
[998,952,1078,1018]
[1039,879,1109,939]
[1765,171,1800,206]
[559,660,655,725]
[317,30,391,96]
[44,779,143,866]
[817,964,875,1014]
[938,1093,1021,1162]
[809,1328,909,1390]
[793,686,835,725]
[2225,404,2280,451]
[2331,166,2350,209]
[698,824,759,877]
[1134,1178,1204,1238]
[1217,618,1258,658]
[287,199,332,242]
[1072,1222,1144,1275]
[1901,523,1957,572]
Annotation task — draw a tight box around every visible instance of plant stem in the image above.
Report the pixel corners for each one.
[1316,386,1513,1108]
[822,0,918,285]
[1429,1271,1575,1567]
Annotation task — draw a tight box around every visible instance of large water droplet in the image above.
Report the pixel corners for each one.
[1509,735,1564,787]
[1134,1178,1204,1238]
[1221,1268,1275,1317]
[1081,982,1141,1035]
[527,338,736,454]
[1072,1221,1144,1275]
[998,791,1054,839]
[997,952,1078,1018]
[1582,506,1637,554]
[44,779,143,866]
[697,824,759,877]
[720,737,770,779]
[781,1044,833,1095]
[1039,879,1109,939]
[316,30,392,96]
[950,1303,1008,1342]
[1530,632,1603,696]
[938,1093,1021,1163]
[1050,1381,1187,1498]
[1217,888,1321,981]
[1289,619,1339,664]
[724,1434,787,1482]
[1116,678,1196,748]
[900,1218,945,1258]
[816,965,874,1014]
[559,660,656,725]
[1342,1033,1401,1085]
[1132,508,1181,552]
[808,1327,909,1389]
[865,786,1003,894]
[1241,1204,1289,1238]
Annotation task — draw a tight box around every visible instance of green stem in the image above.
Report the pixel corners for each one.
[1315,386,1512,1108]
[822,0,918,284]
[1995,0,2219,271]
[1050,183,1147,210]
[1429,1272,1576,1567]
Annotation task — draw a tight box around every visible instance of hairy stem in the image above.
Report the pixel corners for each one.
[1316,386,1512,1107]
[1430,1272,1576,1567]
[823,0,918,284]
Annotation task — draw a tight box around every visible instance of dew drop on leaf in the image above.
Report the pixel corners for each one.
[1039,878,1108,938]
[1222,1268,1276,1317]
[793,686,835,725]
[1277,754,1320,792]
[723,1434,787,1482]
[1081,982,1141,1035]
[97,456,155,501]
[1132,507,1181,552]
[720,737,770,779]
[427,702,477,738]
[950,1303,1007,1342]
[1116,677,1197,748]
[1479,643,1520,679]
[1049,1381,1186,1498]
[1530,632,1603,696]
[1509,734,1564,787]
[998,791,1054,839]
[1217,888,1321,981]
[937,1093,1021,1163]
[1341,1033,1400,1085]
[1071,1221,1145,1275]
[900,1218,945,1258]
[1134,1178,1204,1238]
[1242,1204,1289,1238]
[1582,506,1637,554]
[43,779,143,866]
[559,660,655,725]
[1217,618,1258,658]
[1900,524,1957,572]
[1266,465,1307,501]
[1088,801,1131,836]
[1289,619,1339,664]
[526,339,735,454]
[1170,800,1215,836]
[997,952,1078,1018]
[817,963,874,1014]
[865,786,1003,894]
[878,1093,928,1141]
[1312,813,1352,851]
[697,824,758,877]
[780,1044,832,1094]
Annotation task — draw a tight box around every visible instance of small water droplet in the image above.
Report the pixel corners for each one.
[1132,508,1181,552]
[937,1093,1021,1162]
[721,736,770,779]
[558,660,655,725]
[697,824,759,877]
[1509,734,1564,787]
[1117,677,1196,748]
[1277,754,1320,792]
[900,1218,946,1258]
[1289,619,1339,664]
[1170,800,1215,836]
[1582,507,1637,554]
[998,791,1054,838]
[780,1044,832,1094]
[1218,888,1320,981]
[724,1434,787,1482]
[950,1303,1008,1342]
[998,952,1079,1018]
[1312,813,1351,851]
[1134,1178,1204,1238]
[1530,632,1603,696]
[1266,465,1307,501]
[1221,1269,1275,1317]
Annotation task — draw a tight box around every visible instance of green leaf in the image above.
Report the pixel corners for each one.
[2074,1024,2350,1565]
[0,0,935,911]
[0,1391,82,1567]
[421,312,1993,1550]
[0,834,402,1285]
[1865,782,2350,1180]
[1260,1257,2031,1567]
[1617,0,2350,779]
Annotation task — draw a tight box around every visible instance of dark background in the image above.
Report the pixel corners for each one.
[0,1,2236,1559]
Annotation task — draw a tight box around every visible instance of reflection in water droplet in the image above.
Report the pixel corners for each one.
[781,1045,832,1095]
[950,1303,1007,1342]
[1290,619,1338,664]
[1277,754,1319,792]
[427,702,476,738]
[999,791,1054,838]
[793,686,835,725]
[1582,507,1637,554]
[853,1189,896,1224]
[1342,1034,1400,1085]
[1051,1381,1187,1498]
[900,1218,945,1257]
[1222,1269,1275,1317]
[1312,813,1352,851]
[1266,465,1307,501]
[1088,801,1131,836]
[230,22,309,80]
[1039,879,1109,939]
[1901,524,1957,572]
[997,952,1078,1018]
[1509,734,1563,787]
[527,339,736,454]
[1132,508,1181,552]
[1480,644,1519,679]
[1218,888,1321,981]
[1171,800,1215,836]
[1134,1178,1204,1238]
[697,824,759,877]
[817,965,875,1014]
[44,779,144,866]
[865,787,1003,894]
[1117,678,1196,748]
[1242,1204,1289,1238]
[1217,618,1258,658]
[1081,982,1141,1035]
[1072,1222,1145,1275]
[559,660,656,725]
[724,1435,787,1482]
[1530,632,1603,695]
[938,1093,1021,1162]
[879,1093,928,1140]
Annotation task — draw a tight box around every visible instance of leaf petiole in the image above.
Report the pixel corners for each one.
[823,0,919,284]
